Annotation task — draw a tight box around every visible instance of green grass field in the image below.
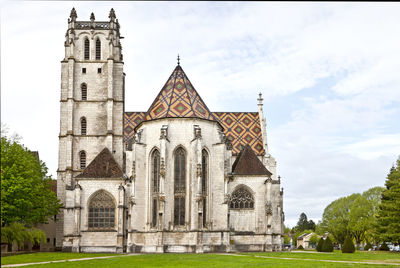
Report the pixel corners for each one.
[1,251,400,267]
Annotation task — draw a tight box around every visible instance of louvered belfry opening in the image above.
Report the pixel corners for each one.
[81,117,87,135]
[79,151,86,169]
[174,147,186,226]
[81,83,87,100]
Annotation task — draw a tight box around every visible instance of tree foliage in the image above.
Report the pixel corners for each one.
[1,222,46,247]
[1,135,61,227]
[376,157,400,244]
[341,236,355,253]
[295,213,316,232]
[316,237,324,252]
[320,187,384,246]
[322,236,334,252]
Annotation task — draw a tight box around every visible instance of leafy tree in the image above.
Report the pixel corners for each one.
[316,237,324,252]
[364,242,372,251]
[309,233,320,247]
[1,222,46,249]
[297,245,304,250]
[1,135,61,227]
[307,220,316,231]
[295,213,316,232]
[320,194,359,244]
[341,236,355,253]
[322,236,334,252]
[376,157,400,244]
[379,243,389,251]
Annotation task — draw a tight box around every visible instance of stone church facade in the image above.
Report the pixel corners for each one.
[57,8,284,253]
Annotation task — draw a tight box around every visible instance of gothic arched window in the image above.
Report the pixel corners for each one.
[229,187,254,209]
[81,83,87,100]
[174,147,186,226]
[79,151,86,169]
[84,38,90,60]
[151,149,160,228]
[95,38,101,60]
[88,190,115,230]
[80,117,87,135]
[201,149,208,227]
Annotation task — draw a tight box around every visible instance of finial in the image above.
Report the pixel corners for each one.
[90,12,95,22]
[70,7,77,21]
[109,8,116,21]
[177,54,180,65]
[257,92,263,106]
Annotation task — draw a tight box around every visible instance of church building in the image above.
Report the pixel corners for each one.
[57,8,284,253]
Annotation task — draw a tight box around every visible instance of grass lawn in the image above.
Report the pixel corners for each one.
[1,251,400,267]
[1,252,117,265]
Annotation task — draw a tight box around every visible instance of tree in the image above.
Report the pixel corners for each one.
[320,194,359,245]
[295,213,316,232]
[341,236,355,253]
[376,157,400,244]
[322,236,334,252]
[309,233,320,247]
[1,135,61,227]
[316,237,324,252]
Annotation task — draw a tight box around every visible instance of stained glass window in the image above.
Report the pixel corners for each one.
[229,187,254,209]
[88,191,115,230]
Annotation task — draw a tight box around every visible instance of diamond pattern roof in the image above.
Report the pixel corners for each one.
[124,111,264,156]
[143,65,216,123]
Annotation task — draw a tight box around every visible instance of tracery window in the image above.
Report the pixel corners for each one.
[88,190,115,230]
[84,38,90,60]
[95,38,101,60]
[80,117,87,135]
[201,149,208,227]
[151,150,160,228]
[174,147,186,226]
[79,151,86,169]
[229,187,254,209]
[81,83,87,100]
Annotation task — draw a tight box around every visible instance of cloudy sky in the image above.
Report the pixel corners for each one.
[1,2,400,227]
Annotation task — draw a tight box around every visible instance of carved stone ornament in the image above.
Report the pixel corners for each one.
[195,128,202,139]
[223,194,231,204]
[160,158,165,177]
[129,196,136,205]
[226,141,233,150]
[131,161,136,180]
[160,129,167,139]
[196,163,202,177]
[159,194,166,202]
[266,202,272,215]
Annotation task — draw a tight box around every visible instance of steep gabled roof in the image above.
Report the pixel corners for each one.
[76,148,123,178]
[232,144,272,176]
[140,65,217,126]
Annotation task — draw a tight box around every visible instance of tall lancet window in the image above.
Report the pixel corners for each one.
[95,38,101,60]
[80,117,87,135]
[81,83,87,100]
[151,150,160,228]
[201,149,208,228]
[84,38,90,60]
[174,147,186,226]
[79,151,86,169]
[88,190,115,230]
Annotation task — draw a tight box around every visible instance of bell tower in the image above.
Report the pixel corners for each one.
[56,8,125,249]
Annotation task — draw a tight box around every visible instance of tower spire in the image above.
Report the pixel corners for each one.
[69,7,77,22]
[177,54,180,66]
[90,12,95,22]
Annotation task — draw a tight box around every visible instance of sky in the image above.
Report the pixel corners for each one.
[1,1,400,227]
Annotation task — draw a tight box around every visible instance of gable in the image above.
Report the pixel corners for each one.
[232,145,272,176]
[76,148,123,178]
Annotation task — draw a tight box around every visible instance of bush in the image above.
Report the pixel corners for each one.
[341,236,355,253]
[316,237,324,252]
[322,237,334,252]
[297,245,304,250]
[364,242,372,251]
[379,243,390,251]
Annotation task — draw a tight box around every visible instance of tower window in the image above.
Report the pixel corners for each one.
[81,83,87,100]
[96,38,101,60]
[80,151,86,169]
[97,68,102,74]
[174,147,186,226]
[81,117,87,135]
[82,68,86,74]
[84,38,90,60]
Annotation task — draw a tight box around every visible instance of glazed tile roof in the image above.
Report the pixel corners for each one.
[212,112,264,156]
[232,144,272,176]
[143,65,216,123]
[76,148,123,178]
[124,111,264,156]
